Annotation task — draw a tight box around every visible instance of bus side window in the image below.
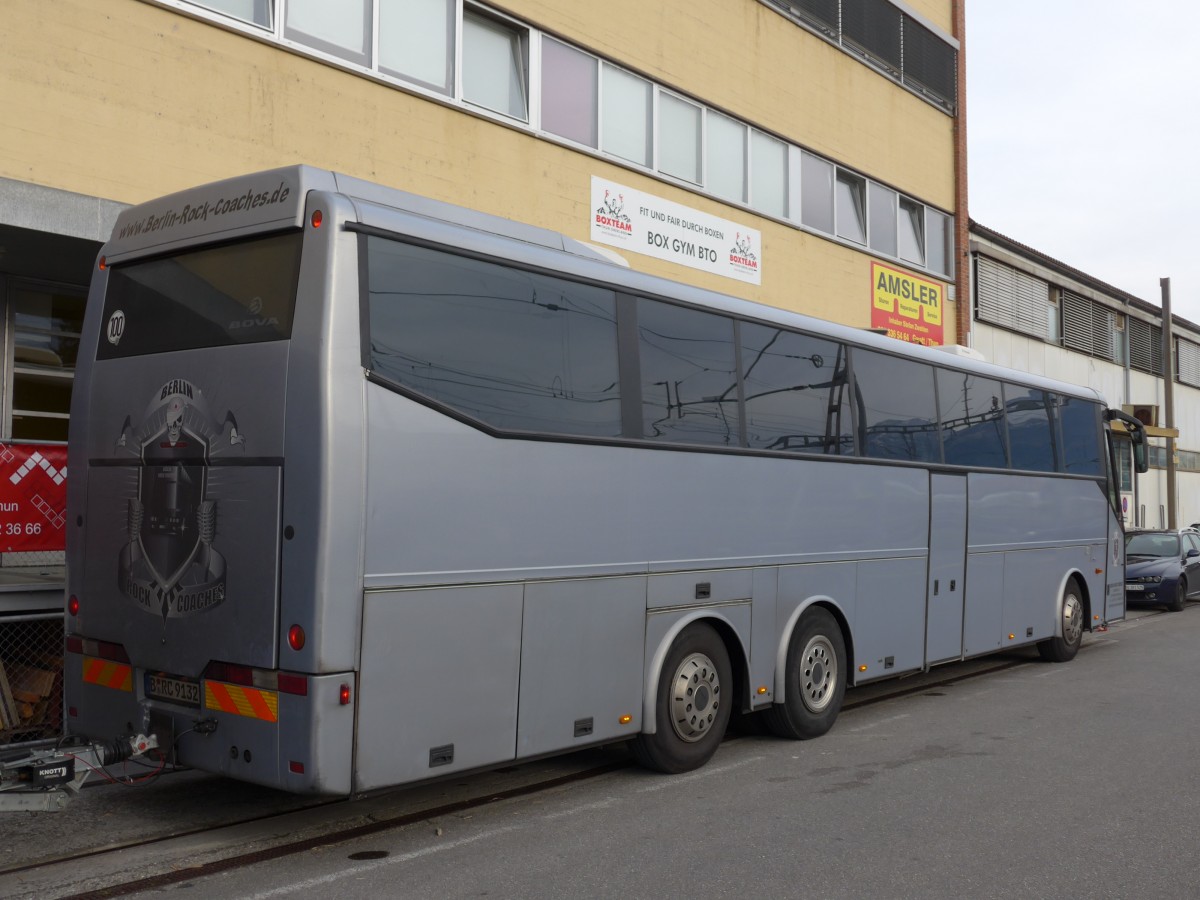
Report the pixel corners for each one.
[851,349,940,463]
[635,298,739,446]
[365,237,623,438]
[936,369,1007,469]
[1057,395,1103,476]
[1004,384,1058,473]
[738,323,851,455]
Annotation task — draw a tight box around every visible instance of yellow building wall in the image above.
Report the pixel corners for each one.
[1,0,956,332]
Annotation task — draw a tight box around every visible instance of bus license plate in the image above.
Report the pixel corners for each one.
[145,673,201,707]
[1125,584,1145,592]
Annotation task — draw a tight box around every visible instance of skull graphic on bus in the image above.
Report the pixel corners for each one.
[116,380,245,620]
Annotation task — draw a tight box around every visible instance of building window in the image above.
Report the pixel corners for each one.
[1178,338,1200,388]
[800,152,834,233]
[601,64,652,167]
[1128,318,1163,375]
[1062,290,1120,364]
[284,0,370,64]
[7,284,85,442]
[706,112,747,203]
[975,257,1050,341]
[541,38,597,146]
[926,209,951,278]
[192,0,271,27]
[379,0,454,93]
[898,197,924,265]
[841,0,902,76]
[750,131,788,218]
[462,9,528,120]
[658,92,702,184]
[759,0,958,114]
[868,183,897,257]
[835,170,866,244]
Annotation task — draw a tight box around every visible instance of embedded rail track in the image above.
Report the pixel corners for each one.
[4,613,1164,900]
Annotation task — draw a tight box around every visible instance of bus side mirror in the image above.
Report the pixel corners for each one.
[1131,432,1149,475]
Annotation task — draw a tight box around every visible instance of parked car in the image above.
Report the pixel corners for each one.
[1125,529,1200,612]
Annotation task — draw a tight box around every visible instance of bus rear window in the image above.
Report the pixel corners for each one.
[97,231,302,359]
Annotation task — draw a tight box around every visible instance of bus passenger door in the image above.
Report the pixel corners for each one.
[925,474,967,666]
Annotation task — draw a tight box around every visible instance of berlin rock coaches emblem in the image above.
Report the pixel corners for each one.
[115,380,246,621]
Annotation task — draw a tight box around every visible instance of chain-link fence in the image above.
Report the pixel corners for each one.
[0,613,64,747]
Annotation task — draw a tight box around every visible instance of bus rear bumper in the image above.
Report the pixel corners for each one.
[65,653,354,796]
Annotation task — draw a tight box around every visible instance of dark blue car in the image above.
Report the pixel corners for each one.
[1125,529,1200,612]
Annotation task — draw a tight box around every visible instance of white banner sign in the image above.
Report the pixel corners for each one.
[589,177,762,285]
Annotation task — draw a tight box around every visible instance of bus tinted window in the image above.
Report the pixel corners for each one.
[740,323,851,454]
[1005,385,1057,473]
[1058,395,1102,476]
[367,238,622,436]
[852,350,940,462]
[937,369,1007,468]
[637,299,738,445]
[98,231,301,358]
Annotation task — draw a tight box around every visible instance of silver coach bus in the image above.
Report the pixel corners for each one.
[64,167,1147,795]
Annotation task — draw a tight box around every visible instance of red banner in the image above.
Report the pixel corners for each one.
[0,444,67,552]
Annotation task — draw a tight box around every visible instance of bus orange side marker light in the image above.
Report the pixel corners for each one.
[1095,568,1103,575]
[1008,633,1016,640]
[756,686,768,695]
[98,256,107,270]
[619,714,632,725]
[858,665,868,673]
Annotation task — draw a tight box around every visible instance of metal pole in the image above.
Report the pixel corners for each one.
[1162,277,1176,529]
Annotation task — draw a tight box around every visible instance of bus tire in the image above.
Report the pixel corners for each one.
[764,607,845,740]
[631,622,732,775]
[1037,577,1085,661]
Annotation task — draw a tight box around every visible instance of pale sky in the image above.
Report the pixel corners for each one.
[966,2,1200,324]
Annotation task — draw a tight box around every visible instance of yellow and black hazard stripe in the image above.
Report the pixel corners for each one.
[204,681,279,723]
[82,656,133,692]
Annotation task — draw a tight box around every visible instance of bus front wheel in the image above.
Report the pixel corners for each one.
[1037,578,1085,662]
[764,607,846,740]
[631,622,732,774]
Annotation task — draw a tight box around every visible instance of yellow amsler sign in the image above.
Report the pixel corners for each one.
[870,262,944,346]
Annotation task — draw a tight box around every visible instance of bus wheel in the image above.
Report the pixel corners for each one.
[764,607,845,740]
[631,623,732,774]
[1037,578,1085,661]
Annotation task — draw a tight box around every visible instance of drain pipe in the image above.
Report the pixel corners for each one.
[1161,278,1176,529]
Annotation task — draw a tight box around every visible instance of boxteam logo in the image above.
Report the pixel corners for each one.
[115,381,246,621]
[594,190,633,235]
[729,232,759,274]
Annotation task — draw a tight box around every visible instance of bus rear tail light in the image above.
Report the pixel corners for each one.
[310,210,323,228]
[96,640,129,663]
[278,673,309,696]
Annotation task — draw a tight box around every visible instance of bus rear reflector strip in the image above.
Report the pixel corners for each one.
[205,681,279,723]
[82,656,133,692]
